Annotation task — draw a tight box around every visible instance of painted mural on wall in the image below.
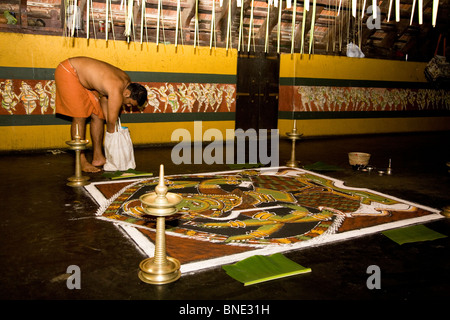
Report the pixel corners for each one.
[0,79,56,115]
[142,82,236,114]
[0,79,236,116]
[279,85,450,112]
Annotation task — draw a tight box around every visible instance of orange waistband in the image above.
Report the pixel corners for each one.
[58,59,77,77]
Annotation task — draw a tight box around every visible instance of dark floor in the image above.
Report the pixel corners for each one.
[1,131,449,306]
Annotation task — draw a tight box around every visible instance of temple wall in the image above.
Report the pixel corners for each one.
[1,32,449,151]
[0,32,237,150]
[278,54,450,137]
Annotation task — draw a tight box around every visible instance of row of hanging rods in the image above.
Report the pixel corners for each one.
[65,0,440,53]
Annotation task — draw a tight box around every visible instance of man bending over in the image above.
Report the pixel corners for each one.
[55,56,147,172]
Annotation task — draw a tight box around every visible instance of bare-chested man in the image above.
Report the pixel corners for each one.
[55,56,147,172]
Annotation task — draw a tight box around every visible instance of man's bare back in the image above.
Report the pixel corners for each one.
[69,57,130,95]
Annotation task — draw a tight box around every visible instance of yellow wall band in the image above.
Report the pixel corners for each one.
[0,121,237,151]
[127,121,236,145]
[0,32,237,74]
[0,125,70,151]
[278,117,450,137]
[280,54,427,82]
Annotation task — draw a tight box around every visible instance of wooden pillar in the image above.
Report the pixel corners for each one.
[20,0,28,27]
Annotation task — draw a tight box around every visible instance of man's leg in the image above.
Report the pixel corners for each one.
[72,117,101,173]
[90,113,106,168]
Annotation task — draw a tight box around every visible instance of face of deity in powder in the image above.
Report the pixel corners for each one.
[177,194,242,219]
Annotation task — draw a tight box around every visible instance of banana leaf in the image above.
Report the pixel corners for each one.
[222,253,311,286]
[382,224,447,245]
[102,168,153,180]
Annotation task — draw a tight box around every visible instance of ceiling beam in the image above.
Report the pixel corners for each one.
[255,2,287,46]
[294,4,324,52]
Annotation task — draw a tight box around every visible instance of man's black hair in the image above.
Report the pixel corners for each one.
[127,83,148,107]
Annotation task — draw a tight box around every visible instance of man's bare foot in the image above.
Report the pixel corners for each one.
[80,155,102,173]
[82,161,102,173]
[92,156,106,168]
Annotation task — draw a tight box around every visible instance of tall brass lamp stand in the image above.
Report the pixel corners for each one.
[285,120,303,168]
[66,126,90,187]
[138,165,183,285]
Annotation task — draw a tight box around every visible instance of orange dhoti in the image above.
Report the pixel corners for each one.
[55,59,105,119]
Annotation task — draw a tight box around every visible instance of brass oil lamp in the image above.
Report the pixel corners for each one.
[138,164,183,285]
[286,120,303,168]
[66,125,90,187]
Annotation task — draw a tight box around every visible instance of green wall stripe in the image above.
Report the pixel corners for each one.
[0,67,236,84]
[278,110,450,120]
[0,67,55,80]
[279,77,434,89]
[0,114,70,126]
[121,112,235,123]
[127,71,236,84]
[0,112,236,126]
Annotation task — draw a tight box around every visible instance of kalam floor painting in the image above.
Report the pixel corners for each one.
[85,167,443,274]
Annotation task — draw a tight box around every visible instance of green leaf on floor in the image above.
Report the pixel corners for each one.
[102,168,153,180]
[222,253,311,286]
[382,224,447,245]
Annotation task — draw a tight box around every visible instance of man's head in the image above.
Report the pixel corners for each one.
[124,83,148,108]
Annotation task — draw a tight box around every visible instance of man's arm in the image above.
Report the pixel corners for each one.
[104,91,123,133]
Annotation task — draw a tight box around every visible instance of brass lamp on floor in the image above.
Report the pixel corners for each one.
[138,164,183,285]
[286,120,303,168]
[66,125,90,187]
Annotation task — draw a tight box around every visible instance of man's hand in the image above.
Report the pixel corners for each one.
[106,120,117,133]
